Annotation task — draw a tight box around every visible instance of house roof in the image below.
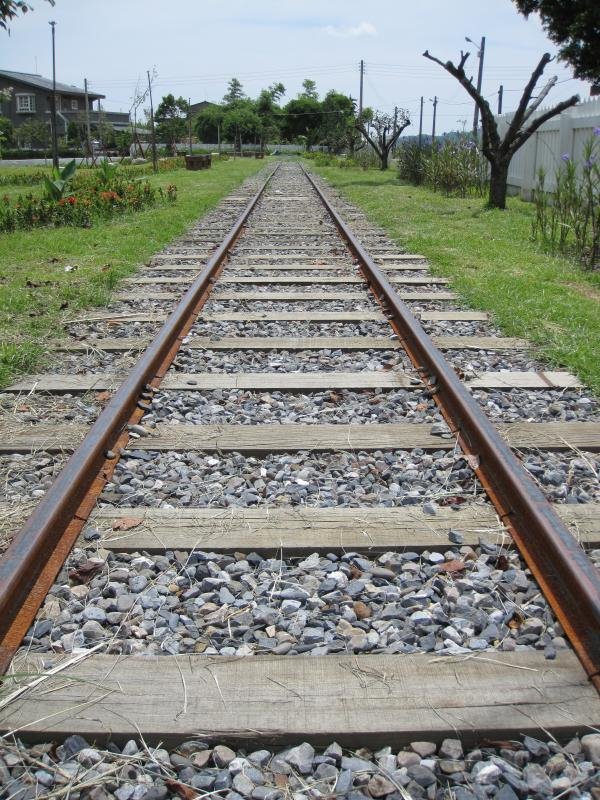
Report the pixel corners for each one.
[0,69,105,99]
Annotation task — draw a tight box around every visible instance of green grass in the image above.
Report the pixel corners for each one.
[0,158,266,387]
[310,163,600,396]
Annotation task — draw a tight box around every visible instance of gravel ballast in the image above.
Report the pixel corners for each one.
[25,541,589,659]
[1,733,598,800]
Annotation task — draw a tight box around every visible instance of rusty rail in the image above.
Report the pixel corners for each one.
[0,165,279,672]
[303,166,600,691]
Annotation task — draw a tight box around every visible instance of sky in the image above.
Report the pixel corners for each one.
[1,0,592,135]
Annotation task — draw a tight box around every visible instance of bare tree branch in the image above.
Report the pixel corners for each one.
[504,52,552,146]
[423,49,500,153]
[510,94,580,154]
[520,75,557,125]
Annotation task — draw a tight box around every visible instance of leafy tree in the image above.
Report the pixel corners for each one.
[222,101,261,152]
[194,103,224,143]
[282,95,322,148]
[300,79,318,100]
[0,0,53,30]
[319,91,356,153]
[423,47,579,208]
[268,82,286,102]
[256,87,285,151]
[512,0,600,82]
[356,108,411,169]
[0,115,13,150]
[155,94,189,155]
[15,118,49,149]
[223,78,245,105]
[115,129,133,155]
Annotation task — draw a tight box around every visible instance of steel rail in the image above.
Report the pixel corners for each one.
[0,165,279,672]
[303,166,600,691]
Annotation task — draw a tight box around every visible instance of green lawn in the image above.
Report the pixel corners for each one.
[310,163,600,395]
[0,158,266,387]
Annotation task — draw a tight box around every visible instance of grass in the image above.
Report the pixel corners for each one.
[0,158,267,387]
[309,162,600,396]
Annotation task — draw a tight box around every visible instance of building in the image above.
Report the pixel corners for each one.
[189,100,214,117]
[0,69,130,137]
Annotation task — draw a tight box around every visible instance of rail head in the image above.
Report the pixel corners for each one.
[302,164,600,690]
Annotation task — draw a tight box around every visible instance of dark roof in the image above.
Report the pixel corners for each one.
[0,69,104,99]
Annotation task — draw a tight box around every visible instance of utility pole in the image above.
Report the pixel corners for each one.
[497,84,504,115]
[431,96,438,145]
[358,59,364,115]
[466,35,486,135]
[187,96,192,155]
[49,20,59,169]
[418,96,424,148]
[147,69,157,173]
[84,78,92,165]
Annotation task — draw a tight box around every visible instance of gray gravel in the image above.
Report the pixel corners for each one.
[2,734,598,799]
[4,386,597,430]
[0,452,67,504]
[26,541,591,659]
[521,451,600,503]
[169,348,411,374]
[203,299,380,312]
[103,448,483,509]
[144,389,438,426]
[191,320,395,337]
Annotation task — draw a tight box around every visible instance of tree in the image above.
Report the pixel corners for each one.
[300,79,318,100]
[512,1,600,82]
[15,118,49,149]
[268,82,285,102]
[423,48,579,208]
[0,0,54,30]
[222,102,261,152]
[355,108,411,169]
[319,91,357,153]
[0,116,13,151]
[194,103,224,143]
[256,89,283,151]
[223,78,245,105]
[155,94,189,155]
[282,95,322,148]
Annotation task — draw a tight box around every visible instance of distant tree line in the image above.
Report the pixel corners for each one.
[193,78,359,153]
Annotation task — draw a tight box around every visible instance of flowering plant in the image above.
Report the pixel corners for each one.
[532,131,600,269]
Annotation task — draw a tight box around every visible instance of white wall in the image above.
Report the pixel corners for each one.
[498,97,600,199]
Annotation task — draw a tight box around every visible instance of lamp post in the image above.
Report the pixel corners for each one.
[49,20,59,169]
[466,35,485,137]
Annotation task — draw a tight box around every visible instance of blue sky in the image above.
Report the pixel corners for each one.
[1,0,590,134]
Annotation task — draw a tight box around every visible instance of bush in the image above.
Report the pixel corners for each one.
[531,130,600,270]
[1,146,83,159]
[397,142,431,185]
[0,168,50,187]
[397,136,487,197]
[0,160,177,233]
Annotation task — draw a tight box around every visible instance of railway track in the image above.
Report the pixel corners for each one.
[0,161,599,798]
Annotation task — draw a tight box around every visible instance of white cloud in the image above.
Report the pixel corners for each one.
[323,21,377,38]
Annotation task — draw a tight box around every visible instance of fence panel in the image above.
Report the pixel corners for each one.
[499,97,600,199]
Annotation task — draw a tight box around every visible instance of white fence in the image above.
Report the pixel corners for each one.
[499,97,600,199]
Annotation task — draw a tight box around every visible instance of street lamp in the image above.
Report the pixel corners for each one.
[49,20,59,169]
[466,35,485,137]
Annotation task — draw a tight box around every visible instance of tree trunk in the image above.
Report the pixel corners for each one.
[488,159,510,209]
[380,149,389,170]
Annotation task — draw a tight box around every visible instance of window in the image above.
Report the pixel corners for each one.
[16,94,36,113]
[70,98,78,110]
